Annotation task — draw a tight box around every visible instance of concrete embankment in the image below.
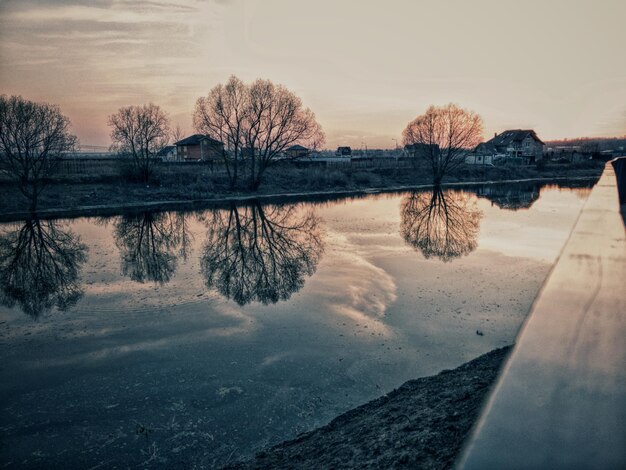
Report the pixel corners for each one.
[458,161,626,469]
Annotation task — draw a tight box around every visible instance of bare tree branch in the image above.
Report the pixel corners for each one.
[193,76,324,190]
[200,202,324,305]
[402,104,483,184]
[401,188,482,262]
[0,95,77,209]
[0,218,87,317]
[108,103,170,182]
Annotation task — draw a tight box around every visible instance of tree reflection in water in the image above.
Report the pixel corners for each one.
[401,189,482,262]
[0,219,87,317]
[113,212,193,284]
[201,202,324,305]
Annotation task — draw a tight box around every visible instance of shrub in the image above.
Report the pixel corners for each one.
[535,159,547,171]
[327,170,349,187]
[352,171,382,187]
[305,169,327,189]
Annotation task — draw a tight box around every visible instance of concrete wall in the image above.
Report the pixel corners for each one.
[457,162,626,469]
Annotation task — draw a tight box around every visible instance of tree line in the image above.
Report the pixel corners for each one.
[2,76,498,208]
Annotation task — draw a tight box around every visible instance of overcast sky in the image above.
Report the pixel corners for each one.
[1,0,625,149]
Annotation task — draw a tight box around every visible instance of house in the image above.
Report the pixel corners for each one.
[475,130,545,164]
[335,146,352,156]
[285,145,310,159]
[156,145,177,161]
[175,134,224,161]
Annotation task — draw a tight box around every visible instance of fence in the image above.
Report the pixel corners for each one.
[47,156,419,178]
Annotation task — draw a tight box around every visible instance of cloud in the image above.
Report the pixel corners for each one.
[2,0,625,147]
[304,234,398,336]
[0,0,216,115]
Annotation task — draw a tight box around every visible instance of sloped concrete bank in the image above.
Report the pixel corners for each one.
[458,162,626,468]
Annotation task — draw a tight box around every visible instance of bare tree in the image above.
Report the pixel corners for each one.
[112,211,192,284]
[193,76,325,190]
[194,76,248,189]
[0,95,77,210]
[401,188,482,262]
[0,218,87,317]
[170,124,185,145]
[244,79,324,190]
[402,104,483,185]
[108,103,170,182]
[201,202,324,305]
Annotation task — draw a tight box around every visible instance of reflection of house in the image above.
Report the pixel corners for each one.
[156,145,177,161]
[336,146,352,156]
[285,145,310,159]
[474,183,541,210]
[175,134,224,161]
[475,130,545,164]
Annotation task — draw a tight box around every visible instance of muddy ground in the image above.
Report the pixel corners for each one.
[228,346,511,470]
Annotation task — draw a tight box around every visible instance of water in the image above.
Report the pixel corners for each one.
[0,181,593,468]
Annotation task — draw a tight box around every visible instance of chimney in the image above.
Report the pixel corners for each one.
[494,132,497,138]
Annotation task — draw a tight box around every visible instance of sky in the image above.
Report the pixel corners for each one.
[1,0,625,149]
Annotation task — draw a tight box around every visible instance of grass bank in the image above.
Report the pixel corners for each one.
[228,346,511,470]
[0,161,603,220]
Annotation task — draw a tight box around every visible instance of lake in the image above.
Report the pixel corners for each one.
[0,181,594,468]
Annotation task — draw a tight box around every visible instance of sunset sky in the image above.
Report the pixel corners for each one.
[1,0,625,149]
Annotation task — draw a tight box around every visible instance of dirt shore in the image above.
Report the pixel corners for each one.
[227,346,511,470]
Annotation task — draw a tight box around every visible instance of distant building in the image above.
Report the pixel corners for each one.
[475,130,545,164]
[465,153,494,165]
[597,149,617,161]
[336,146,352,156]
[285,145,310,159]
[404,143,440,159]
[175,134,224,161]
[156,145,177,161]
[546,146,589,163]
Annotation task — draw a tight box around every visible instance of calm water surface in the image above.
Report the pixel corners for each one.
[0,182,593,467]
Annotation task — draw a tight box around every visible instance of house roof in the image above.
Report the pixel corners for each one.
[474,142,499,154]
[287,145,309,151]
[487,130,544,147]
[175,134,223,146]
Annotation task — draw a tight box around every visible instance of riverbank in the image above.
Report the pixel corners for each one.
[228,346,511,470]
[0,163,602,221]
